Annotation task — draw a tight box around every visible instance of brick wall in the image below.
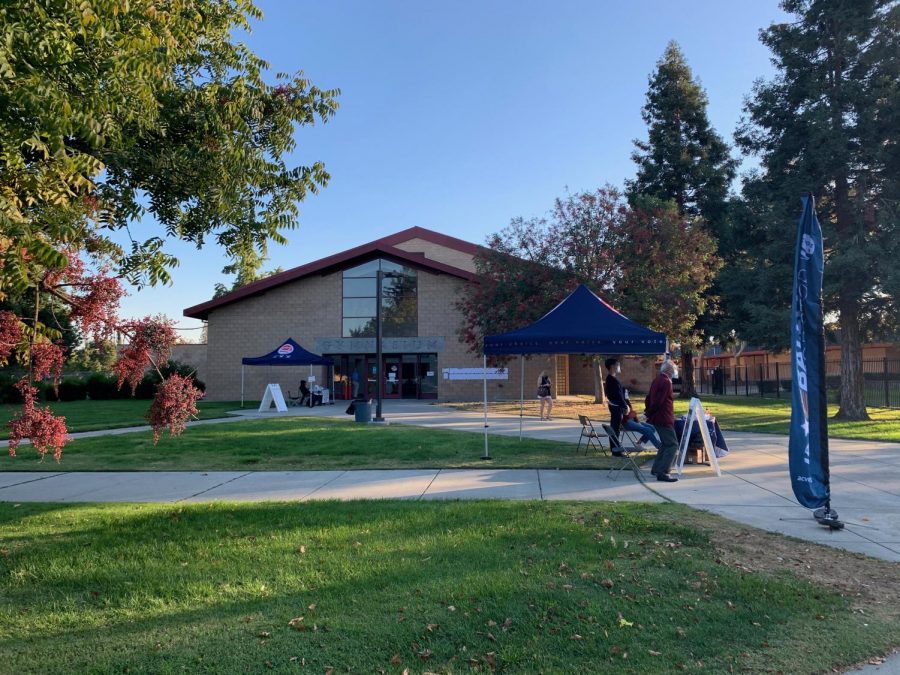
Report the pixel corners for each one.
[170,344,208,383]
[203,266,558,402]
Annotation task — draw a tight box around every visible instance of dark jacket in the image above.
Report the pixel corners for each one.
[645,373,675,427]
[604,374,628,411]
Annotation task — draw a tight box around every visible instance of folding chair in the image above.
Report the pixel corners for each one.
[576,415,609,455]
[601,423,647,482]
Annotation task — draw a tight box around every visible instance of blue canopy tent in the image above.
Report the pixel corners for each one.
[480,284,667,454]
[240,338,333,407]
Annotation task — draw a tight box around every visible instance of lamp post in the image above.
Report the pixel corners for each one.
[374,268,400,423]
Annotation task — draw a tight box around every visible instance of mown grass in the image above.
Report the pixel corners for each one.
[0,417,627,472]
[0,501,895,674]
[0,399,242,439]
[447,395,900,443]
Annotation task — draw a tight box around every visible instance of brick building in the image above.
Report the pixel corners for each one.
[185,228,590,402]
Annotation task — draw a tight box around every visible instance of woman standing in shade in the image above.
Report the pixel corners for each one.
[537,371,553,420]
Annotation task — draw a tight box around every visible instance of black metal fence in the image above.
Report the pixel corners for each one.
[696,359,900,409]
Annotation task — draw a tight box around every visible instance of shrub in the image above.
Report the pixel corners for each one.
[57,378,88,402]
[85,372,121,400]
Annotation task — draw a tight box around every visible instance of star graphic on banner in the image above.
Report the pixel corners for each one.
[802,419,809,436]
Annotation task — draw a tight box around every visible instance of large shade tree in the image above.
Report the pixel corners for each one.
[626,41,737,397]
[732,0,899,420]
[456,187,718,402]
[0,0,339,457]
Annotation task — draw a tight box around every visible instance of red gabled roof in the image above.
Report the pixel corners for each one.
[184,227,481,320]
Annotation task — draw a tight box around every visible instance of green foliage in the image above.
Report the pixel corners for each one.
[0,0,339,303]
[66,340,118,372]
[627,41,736,229]
[731,0,899,418]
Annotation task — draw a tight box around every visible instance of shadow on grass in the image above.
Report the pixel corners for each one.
[1,502,894,673]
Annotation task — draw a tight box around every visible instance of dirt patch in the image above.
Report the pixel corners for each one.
[664,508,900,623]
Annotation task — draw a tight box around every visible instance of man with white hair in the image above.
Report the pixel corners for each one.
[644,359,679,482]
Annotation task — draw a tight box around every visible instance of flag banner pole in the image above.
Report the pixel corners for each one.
[482,354,491,459]
[789,194,843,529]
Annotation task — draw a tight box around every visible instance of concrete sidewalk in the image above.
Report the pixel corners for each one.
[2,399,899,562]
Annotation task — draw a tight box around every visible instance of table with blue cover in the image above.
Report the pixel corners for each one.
[674,416,729,459]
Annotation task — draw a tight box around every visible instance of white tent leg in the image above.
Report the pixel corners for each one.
[241,365,245,408]
[519,355,524,440]
[482,354,490,459]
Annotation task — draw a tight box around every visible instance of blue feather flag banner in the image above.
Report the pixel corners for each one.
[789,194,830,509]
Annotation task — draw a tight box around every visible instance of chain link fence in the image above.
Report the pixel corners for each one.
[697,359,900,409]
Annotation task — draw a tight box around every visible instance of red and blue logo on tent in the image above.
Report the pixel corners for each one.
[277,343,295,355]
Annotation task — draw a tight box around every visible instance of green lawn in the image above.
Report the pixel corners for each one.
[1,417,626,471]
[674,395,900,442]
[448,395,900,443]
[0,501,895,674]
[0,399,243,439]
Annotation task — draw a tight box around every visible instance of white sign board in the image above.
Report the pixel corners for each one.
[443,367,508,381]
[308,375,316,383]
[675,397,721,477]
[259,383,288,413]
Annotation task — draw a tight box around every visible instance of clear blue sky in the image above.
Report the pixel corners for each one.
[118,0,787,338]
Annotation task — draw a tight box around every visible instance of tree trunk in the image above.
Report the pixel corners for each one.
[592,357,605,404]
[835,298,869,420]
[679,348,698,398]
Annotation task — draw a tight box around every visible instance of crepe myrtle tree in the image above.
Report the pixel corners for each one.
[0,0,339,459]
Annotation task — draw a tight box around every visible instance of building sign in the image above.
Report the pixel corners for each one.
[442,368,508,380]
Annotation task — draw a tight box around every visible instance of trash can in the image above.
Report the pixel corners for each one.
[354,401,371,423]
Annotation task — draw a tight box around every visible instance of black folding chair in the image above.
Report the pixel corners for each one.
[576,415,608,455]
[601,422,647,482]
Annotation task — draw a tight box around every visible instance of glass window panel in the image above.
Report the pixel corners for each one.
[343,277,376,298]
[343,260,380,278]
[343,317,376,338]
[380,260,408,275]
[343,298,376,317]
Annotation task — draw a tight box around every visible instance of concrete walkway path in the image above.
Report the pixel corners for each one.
[2,399,899,563]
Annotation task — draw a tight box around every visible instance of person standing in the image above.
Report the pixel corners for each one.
[537,371,553,420]
[644,360,679,482]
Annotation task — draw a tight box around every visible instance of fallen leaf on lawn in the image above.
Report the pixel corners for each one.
[486,632,496,642]
[487,619,497,627]
[287,616,305,630]
[726,601,735,609]
[676,627,686,637]
[308,603,316,611]
[618,618,634,628]
[562,584,573,591]
[649,650,661,656]
[447,605,456,612]
[601,578,614,589]
[485,652,497,669]
[570,634,583,640]
[258,631,270,638]
[289,656,298,662]
[353,541,362,547]
[401,669,409,675]
[610,646,620,655]
[502,618,512,631]
[418,648,433,660]
[426,623,439,632]
[297,545,306,554]
[390,654,402,665]
[558,563,570,573]
[324,667,334,675]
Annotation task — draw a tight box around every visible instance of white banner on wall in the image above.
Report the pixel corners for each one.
[443,367,508,381]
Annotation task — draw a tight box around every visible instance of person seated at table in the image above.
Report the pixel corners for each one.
[311,384,324,407]
[623,400,662,452]
[299,380,312,407]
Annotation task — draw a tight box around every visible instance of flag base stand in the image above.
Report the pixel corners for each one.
[814,507,845,530]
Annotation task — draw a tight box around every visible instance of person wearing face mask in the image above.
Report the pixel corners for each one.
[605,358,659,454]
[644,359,680,482]
[604,358,629,455]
